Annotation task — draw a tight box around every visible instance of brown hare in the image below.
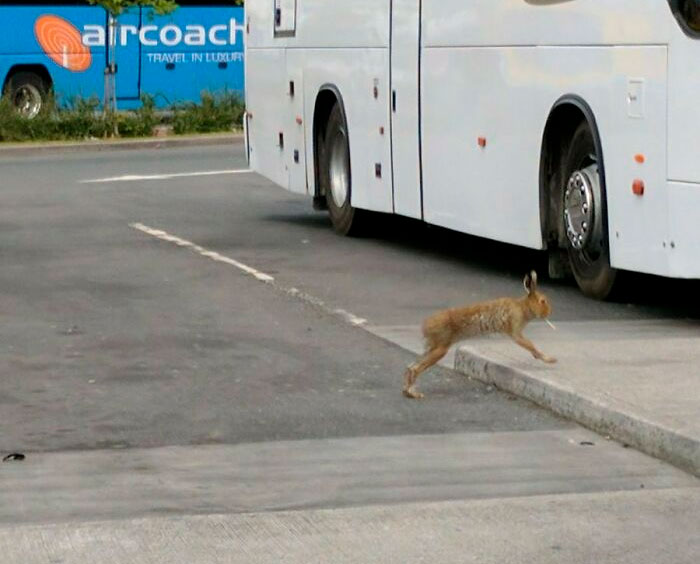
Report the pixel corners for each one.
[403,271,556,399]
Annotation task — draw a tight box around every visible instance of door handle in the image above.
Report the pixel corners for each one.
[392,90,397,112]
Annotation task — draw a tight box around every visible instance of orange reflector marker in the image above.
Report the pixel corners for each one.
[635,154,645,164]
[478,137,487,148]
[632,179,645,196]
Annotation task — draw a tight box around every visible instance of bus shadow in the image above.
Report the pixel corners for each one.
[266,209,700,320]
[367,213,543,276]
[262,212,333,231]
[365,213,700,320]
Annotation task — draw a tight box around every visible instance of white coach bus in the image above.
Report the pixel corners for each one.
[244,0,700,299]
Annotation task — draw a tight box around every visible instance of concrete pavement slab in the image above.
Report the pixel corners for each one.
[2,488,700,564]
[3,431,696,526]
[453,319,700,477]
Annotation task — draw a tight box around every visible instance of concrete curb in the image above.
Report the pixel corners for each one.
[0,133,243,157]
[454,346,700,478]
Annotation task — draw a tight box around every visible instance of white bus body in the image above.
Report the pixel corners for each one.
[245,0,700,298]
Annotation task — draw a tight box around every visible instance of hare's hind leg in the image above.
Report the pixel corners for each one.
[403,345,449,399]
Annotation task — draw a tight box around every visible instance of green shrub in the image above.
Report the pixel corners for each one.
[0,94,57,141]
[116,94,159,137]
[0,95,110,141]
[58,96,110,139]
[0,91,244,142]
[172,91,244,135]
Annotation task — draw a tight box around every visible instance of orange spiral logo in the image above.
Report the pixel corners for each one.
[34,15,92,72]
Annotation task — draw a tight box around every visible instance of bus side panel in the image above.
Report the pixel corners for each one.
[668,24,700,184]
[422,46,546,250]
[246,0,392,208]
[598,47,669,276]
[302,49,393,214]
[247,0,390,50]
[140,7,245,106]
[0,53,101,105]
[246,49,288,189]
[667,182,700,277]
[2,6,105,105]
[114,10,141,101]
[423,0,670,48]
[284,49,308,195]
[421,46,670,277]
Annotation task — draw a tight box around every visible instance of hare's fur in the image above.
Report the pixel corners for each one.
[403,271,556,399]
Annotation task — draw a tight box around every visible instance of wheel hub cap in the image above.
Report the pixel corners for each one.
[564,168,596,250]
[13,85,42,119]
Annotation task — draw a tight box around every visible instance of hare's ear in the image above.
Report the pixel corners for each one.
[523,270,538,294]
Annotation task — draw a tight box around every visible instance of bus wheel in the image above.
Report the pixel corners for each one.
[7,72,46,119]
[322,103,365,235]
[562,122,617,299]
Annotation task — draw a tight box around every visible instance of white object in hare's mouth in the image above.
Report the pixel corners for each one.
[545,319,557,330]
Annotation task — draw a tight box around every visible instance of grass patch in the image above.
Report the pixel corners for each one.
[0,92,243,143]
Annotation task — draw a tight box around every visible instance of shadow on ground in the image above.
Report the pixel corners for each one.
[265,209,700,321]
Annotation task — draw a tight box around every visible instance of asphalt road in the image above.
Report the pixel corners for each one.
[2,141,695,452]
[1,142,698,562]
[0,142,575,452]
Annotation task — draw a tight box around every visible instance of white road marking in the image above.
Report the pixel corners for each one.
[130,223,368,327]
[130,223,274,283]
[334,309,369,326]
[82,169,252,184]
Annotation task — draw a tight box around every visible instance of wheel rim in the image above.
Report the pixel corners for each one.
[328,129,349,208]
[564,161,604,265]
[13,84,42,119]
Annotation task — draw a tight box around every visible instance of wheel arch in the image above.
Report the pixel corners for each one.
[2,64,53,94]
[540,94,607,249]
[312,84,348,200]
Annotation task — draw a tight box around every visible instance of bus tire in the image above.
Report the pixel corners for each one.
[321,103,366,236]
[561,121,618,300]
[6,72,47,119]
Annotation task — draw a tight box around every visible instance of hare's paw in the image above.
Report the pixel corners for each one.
[541,355,557,364]
[403,387,425,400]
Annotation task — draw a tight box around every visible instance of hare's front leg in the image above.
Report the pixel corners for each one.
[511,333,557,364]
[403,345,449,399]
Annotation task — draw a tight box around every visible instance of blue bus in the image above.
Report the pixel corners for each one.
[0,1,244,117]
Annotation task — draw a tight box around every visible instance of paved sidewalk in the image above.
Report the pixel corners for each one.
[0,132,242,156]
[454,319,700,477]
[6,431,693,525]
[4,489,700,564]
[371,319,700,477]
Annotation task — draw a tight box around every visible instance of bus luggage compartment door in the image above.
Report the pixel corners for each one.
[114,10,141,101]
[390,0,422,219]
